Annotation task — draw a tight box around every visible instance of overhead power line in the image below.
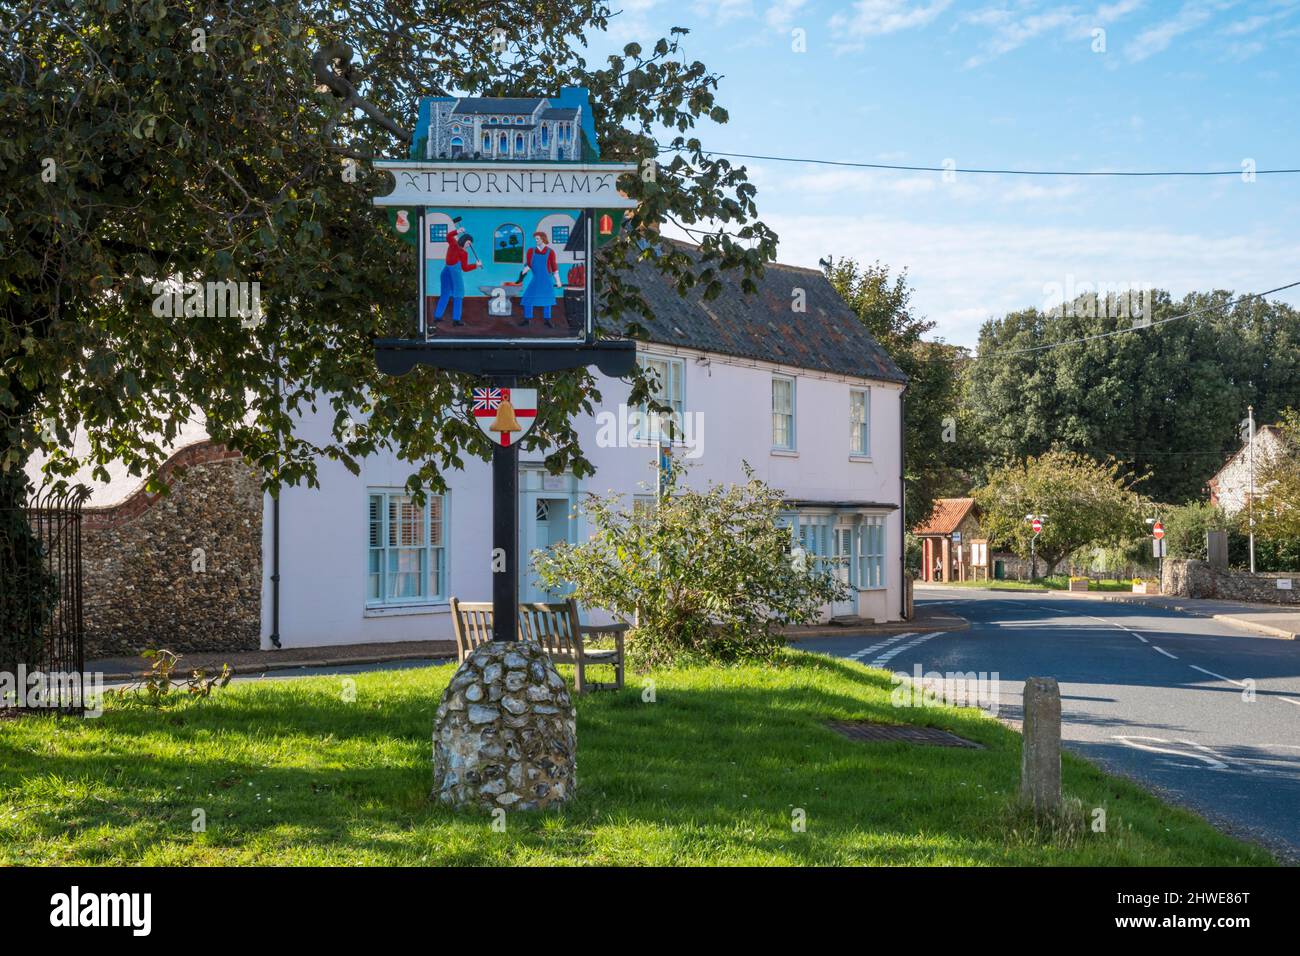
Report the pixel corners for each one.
[984,280,1300,357]
[658,144,1300,178]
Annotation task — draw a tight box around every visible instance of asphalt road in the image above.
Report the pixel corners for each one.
[801,587,1300,862]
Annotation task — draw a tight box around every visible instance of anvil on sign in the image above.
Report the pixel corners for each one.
[471,387,538,447]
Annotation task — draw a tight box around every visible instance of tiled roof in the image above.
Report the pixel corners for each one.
[451,98,545,115]
[541,108,580,119]
[912,497,978,535]
[602,241,907,383]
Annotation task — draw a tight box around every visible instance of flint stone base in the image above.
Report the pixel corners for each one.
[432,641,576,811]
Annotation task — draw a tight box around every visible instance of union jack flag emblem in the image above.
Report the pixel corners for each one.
[471,387,504,411]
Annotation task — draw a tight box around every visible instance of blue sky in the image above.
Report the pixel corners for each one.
[588,1,1300,347]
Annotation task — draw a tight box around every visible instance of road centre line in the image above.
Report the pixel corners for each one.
[1153,646,1178,659]
[1189,664,1245,687]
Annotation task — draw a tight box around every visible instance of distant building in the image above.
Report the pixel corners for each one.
[424,94,589,162]
[913,497,981,583]
[1207,424,1287,516]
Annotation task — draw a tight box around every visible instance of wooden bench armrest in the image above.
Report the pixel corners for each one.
[578,622,630,635]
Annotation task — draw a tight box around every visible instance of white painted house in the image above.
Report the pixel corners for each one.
[30,244,907,656]
[262,244,907,648]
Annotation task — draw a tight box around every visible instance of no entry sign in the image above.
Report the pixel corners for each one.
[1031,518,1042,534]
[1152,522,1165,540]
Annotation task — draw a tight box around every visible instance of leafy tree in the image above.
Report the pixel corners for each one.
[1,0,774,507]
[963,291,1300,503]
[531,466,844,668]
[1161,501,1229,561]
[826,258,974,527]
[973,451,1145,575]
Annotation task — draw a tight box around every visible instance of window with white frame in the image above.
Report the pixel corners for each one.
[367,490,447,605]
[857,515,887,589]
[772,375,796,450]
[850,388,870,456]
[781,513,831,572]
[637,355,685,443]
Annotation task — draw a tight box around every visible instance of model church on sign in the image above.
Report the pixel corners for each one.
[423,91,591,162]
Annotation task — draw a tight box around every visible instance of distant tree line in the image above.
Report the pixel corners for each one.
[828,262,1300,570]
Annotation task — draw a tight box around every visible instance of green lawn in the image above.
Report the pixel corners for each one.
[939,576,1137,593]
[0,652,1271,866]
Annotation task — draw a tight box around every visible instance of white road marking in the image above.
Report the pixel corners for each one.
[1281,698,1300,709]
[1153,646,1178,660]
[1113,735,1230,770]
[1189,664,1246,687]
[1135,634,1149,644]
[847,633,913,661]
[870,631,942,669]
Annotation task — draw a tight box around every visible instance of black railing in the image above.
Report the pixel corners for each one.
[0,485,89,715]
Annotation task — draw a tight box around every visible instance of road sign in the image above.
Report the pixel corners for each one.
[1152,522,1165,540]
[952,531,962,544]
[1153,538,1166,558]
[1031,518,1042,534]
[471,387,537,446]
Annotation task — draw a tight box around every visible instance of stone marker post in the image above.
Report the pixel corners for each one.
[1020,677,1061,814]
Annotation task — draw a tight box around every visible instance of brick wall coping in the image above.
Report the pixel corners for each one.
[81,440,245,531]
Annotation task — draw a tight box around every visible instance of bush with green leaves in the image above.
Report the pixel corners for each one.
[1161,501,1229,560]
[532,466,845,668]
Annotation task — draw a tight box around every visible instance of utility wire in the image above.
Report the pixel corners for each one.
[982,280,1300,357]
[657,144,1300,178]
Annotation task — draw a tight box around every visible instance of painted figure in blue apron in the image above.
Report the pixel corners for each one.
[519,231,561,326]
[433,227,479,325]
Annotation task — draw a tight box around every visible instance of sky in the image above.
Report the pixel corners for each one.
[585,0,1300,348]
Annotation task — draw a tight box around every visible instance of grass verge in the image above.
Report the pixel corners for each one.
[0,652,1271,865]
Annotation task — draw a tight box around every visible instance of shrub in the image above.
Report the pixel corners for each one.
[532,464,846,668]
[1162,501,1228,561]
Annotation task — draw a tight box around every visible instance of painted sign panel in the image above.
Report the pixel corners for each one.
[375,162,638,209]
[422,207,593,343]
[372,88,638,348]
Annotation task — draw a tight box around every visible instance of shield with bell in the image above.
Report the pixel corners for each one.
[470,387,538,447]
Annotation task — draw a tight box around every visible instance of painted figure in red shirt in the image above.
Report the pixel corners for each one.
[433,229,478,325]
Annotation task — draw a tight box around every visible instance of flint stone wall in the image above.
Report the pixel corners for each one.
[81,442,263,658]
[1163,558,1299,605]
[433,641,576,810]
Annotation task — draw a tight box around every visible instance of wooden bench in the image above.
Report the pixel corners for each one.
[449,598,629,693]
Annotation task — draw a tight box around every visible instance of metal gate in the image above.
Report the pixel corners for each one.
[0,485,89,715]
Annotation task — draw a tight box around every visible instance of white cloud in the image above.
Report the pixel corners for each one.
[1125,0,1222,62]
[749,212,1300,346]
[765,0,810,30]
[962,0,1144,68]
[830,0,953,45]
